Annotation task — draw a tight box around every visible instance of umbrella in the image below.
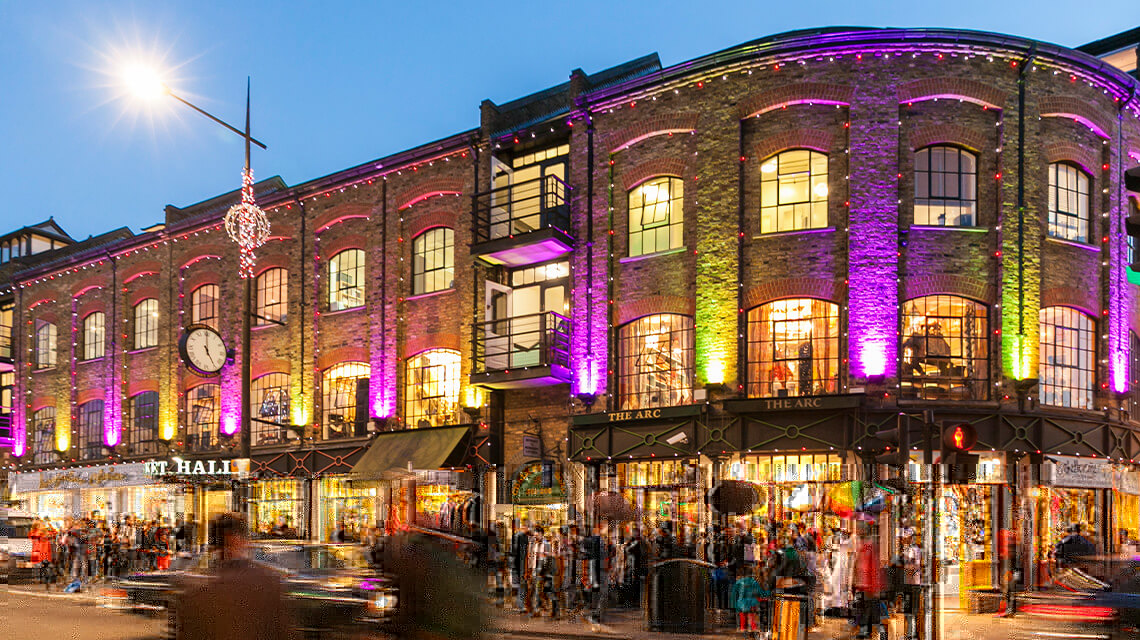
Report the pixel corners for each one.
[826,481,863,517]
[591,490,640,522]
[708,480,760,515]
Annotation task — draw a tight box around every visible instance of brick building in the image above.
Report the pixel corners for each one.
[6,28,1140,583]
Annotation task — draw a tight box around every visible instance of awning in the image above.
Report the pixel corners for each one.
[350,426,470,479]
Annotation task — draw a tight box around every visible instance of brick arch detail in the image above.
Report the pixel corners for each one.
[606,113,700,153]
[77,389,105,406]
[32,310,60,325]
[904,275,995,305]
[27,297,56,312]
[315,203,373,233]
[320,233,369,259]
[77,300,108,319]
[752,129,835,162]
[253,358,292,380]
[121,260,163,283]
[908,124,990,154]
[897,78,1007,109]
[1044,142,1101,176]
[1042,286,1099,317]
[128,379,159,398]
[181,376,220,391]
[1038,96,1114,139]
[615,295,695,326]
[403,333,461,359]
[408,211,458,239]
[742,278,840,309]
[620,157,687,192]
[183,269,223,295]
[395,179,465,210]
[738,84,854,119]
[70,275,109,298]
[253,255,292,275]
[317,346,371,372]
[32,396,56,411]
[178,244,229,269]
[129,286,162,307]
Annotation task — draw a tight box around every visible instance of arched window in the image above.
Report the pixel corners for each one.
[617,314,694,410]
[256,268,288,325]
[251,373,291,446]
[191,284,219,329]
[128,391,160,455]
[759,150,828,233]
[133,298,159,349]
[77,399,104,460]
[746,299,839,398]
[35,321,56,369]
[32,407,56,465]
[322,362,370,439]
[901,296,989,400]
[328,249,365,311]
[186,384,220,452]
[1040,306,1095,409]
[628,176,684,257]
[404,349,460,428]
[1048,163,1090,243]
[82,312,105,360]
[412,228,454,295]
[914,146,977,226]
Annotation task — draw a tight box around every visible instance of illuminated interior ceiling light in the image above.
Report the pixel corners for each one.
[813,183,829,198]
[760,161,778,174]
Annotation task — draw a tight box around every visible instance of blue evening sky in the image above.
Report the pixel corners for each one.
[0,1,1134,240]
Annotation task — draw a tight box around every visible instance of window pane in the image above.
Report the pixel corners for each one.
[128,391,160,456]
[256,268,288,324]
[1048,163,1090,242]
[329,249,365,310]
[629,177,684,257]
[1040,307,1094,409]
[83,312,105,360]
[618,314,694,409]
[134,299,159,349]
[404,349,460,428]
[252,373,292,445]
[759,151,828,233]
[186,384,221,452]
[746,299,840,398]
[914,146,977,227]
[412,229,454,295]
[192,284,219,329]
[322,363,370,439]
[900,295,989,400]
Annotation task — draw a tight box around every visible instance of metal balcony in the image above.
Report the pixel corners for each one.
[472,311,572,389]
[471,175,574,267]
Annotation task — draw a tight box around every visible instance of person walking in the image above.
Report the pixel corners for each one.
[510,522,531,612]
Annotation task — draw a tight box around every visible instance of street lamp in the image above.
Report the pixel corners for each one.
[124,67,268,510]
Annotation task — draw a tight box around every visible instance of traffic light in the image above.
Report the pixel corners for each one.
[943,422,979,483]
[875,414,911,467]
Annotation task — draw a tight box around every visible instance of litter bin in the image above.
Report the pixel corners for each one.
[648,558,712,633]
[770,591,809,640]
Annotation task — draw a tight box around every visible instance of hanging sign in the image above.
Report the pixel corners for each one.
[1115,468,1140,495]
[521,436,542,459]
[10,463,150,493]
[512,461,566,505]
[1047,456,1112,489]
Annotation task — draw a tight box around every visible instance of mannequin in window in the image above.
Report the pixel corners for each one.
[924,322,952,375]
[769,350,792,397]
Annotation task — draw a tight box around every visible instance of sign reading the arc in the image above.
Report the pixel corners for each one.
[943,423,977,452]
[513,460,566,505]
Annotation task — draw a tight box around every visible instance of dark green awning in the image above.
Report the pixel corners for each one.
[350,426,470,479]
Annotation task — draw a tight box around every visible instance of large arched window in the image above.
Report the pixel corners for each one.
[412,228,454,295]
[759,150,828,233]
[1040,306,1095,409]
[404,349,460,428]
[191,284,219,329]
[901,296,989,400]
[128,391,160,455]
[629,176,684,257]
[618,314,694,410]
[251,373,291,445]
[746,299,839,398]
[35,321,56,369]
[256,268,288,325]
[328,249,365,311]
[186,384,220,452]
[77,399,104,460]
[914,146,977,226]
[1048,162,1090,243]
[322,362,370,439]
[133,298,159,349]
[82,312,105,360]
[32,407,56,465]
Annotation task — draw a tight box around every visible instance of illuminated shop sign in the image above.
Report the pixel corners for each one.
[1046,456,1112,489]
[144,459,236,476]
[9,463,150,493]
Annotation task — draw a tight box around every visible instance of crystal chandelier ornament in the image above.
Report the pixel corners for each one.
[224,168,270,278]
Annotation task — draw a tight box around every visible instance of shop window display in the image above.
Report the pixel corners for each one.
[746,298,839,398]
[1039,306,1095,410]
[250,479,304,539]
[617,314,694,410]
[321,362,370,439]
[404,348,460,428]
[251,373,291,445]
[319,477,379,542]
[900,295,989,400]
[722,453,847,536]
[616,460,700,532]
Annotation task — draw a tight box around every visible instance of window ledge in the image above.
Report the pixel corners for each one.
[909,225,988,233]
[406,288,456,302]
[753,226,835,240]
[1045,236,1100,252]
[252,321,287,332]
[322,305,365,317]
[619,247,687,264]
[32,366,56,374]
[78,357,105,365]
[128,347,159,355]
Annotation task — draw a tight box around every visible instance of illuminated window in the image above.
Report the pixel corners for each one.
[77,400,104,460]
[1039,306,1095,409]
[133,298,159,349]
[0,371,12,419]
[628,177,684,257]
[322,362,370,439]
[404,349,460,428]
[186,384,220,452]
[251,373,291,446]
[32,407,56,465]
[82,312,105,360]
[1131,333,1140,417]
[328,249,365,311]
[746,299,839,398]
[901,296,989,400]
[256,268,288,325]
[1048,163,1090,243]
[618,314,694,410]
[412,228,454,295]
[914,146,977,226]
[759,150,828,233]
[191,284,219,329]
[0,300,13,360]
[35,321,56,369]
[128,391,160,456]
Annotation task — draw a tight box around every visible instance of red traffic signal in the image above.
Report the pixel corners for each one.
[943,423,977,452]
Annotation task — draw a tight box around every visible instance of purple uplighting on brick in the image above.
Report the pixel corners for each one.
[221,365,241,436]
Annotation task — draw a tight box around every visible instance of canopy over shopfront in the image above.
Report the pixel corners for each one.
[350,425,471,479]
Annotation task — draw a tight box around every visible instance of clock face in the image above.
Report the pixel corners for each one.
[181,326,227,375]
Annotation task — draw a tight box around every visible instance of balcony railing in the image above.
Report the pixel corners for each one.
[472,175,573,264]
[473,311,571,381]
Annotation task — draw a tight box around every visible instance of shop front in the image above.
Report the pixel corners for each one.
[1115,467,1140,551]
[9,462,183,526]
[719,452,850,541]
[504,460,568,534]
[1038,456,1112,562]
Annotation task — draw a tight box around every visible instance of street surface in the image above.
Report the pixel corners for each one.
[5,589,167,640]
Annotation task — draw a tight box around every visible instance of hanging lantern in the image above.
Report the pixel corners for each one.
[224,168,270,278]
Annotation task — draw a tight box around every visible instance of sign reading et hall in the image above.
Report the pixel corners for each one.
[572,404,703,426]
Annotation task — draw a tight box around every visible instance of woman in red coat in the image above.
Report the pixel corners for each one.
[30,519,53,565]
